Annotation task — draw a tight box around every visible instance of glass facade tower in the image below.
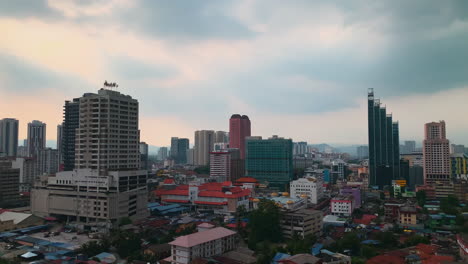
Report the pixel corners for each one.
[368,89,400,189]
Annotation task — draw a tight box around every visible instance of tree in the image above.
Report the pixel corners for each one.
[79,240,110,257]
[248,199,283,248]
[404,235,430,247]
[118,217,132,226]
[416,190,426,207]
[194,165,210,174]
[440,195,459,215]
[285,233,317,255]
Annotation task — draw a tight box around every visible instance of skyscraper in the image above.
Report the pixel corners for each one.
[169,137,189,164]
[62,98,80,171]
[401,140,416,154]
[177,138,189,164]
[158,147,168,161]
[0,118,19,157]
[229,114,251,159]
[357,146,369,160]
[367,89,400,189]
[194,130,215,166]
[74,89,140,172]
[214,131,229,144]
[170,137,179,160]
[423,121,450,185]
[245,135,293,191]
[27,120,46,157]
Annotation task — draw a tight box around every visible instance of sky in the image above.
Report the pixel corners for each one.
[1,0,468,147]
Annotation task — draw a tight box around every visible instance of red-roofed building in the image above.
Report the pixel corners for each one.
[155,182,251,215]
[366,244,454,264]
[354,214,377,225]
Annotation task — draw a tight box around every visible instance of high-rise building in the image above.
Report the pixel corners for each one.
[177,138,189,164]
[210,151,231,182]
[229,114,251,159]
[214,131,229,144]
[74,89,140,172]
[423,121,450,185]
[0,159,20,207]
[293,141,308,156]
[400,140,416,154]
[37,148,59,175]
[451,144,466,154]
[140,142,149,170]
[170,137,189,164]
[62,98,80,171]
[357,146,369,160]
[194,130,215,166]
[56,124,63,170]
[27,120,46,157]
[245,135,293,191]
[186,148,195,165]
[31,86,148,225]
[170,137,179,160]
[11,157,37,192]
[0,118,19,157]
[157,147,168,161]
[367,89,400,189]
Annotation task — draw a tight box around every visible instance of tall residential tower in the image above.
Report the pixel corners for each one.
[0,118,19,157]
[229,114,251,159]
[423,121,450,185]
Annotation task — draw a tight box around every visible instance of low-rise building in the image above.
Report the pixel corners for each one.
[339,186,361,208]
[31,168,148,226]
[384,200,405,221]
[398,205,418,226]
[330,195,355,216]
[166,227,237,264]
[0,211,44,232]
[290,177,324,204]
[156,181,251,215]
[281,209,323,239]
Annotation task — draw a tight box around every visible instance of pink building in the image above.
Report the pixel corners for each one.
[210,151,231,182]
[423,121,450,185]
[229,114,251,159]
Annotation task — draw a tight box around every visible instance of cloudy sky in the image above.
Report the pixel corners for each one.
[1,0,468,147]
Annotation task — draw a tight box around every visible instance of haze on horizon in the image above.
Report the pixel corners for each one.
[1,0,468,146]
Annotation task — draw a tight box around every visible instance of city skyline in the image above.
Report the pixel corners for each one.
[1,1,468,146]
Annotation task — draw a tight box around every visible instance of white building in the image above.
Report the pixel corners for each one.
[167,226,237,264]
[330,195,355,216]
[31,168,148,224]
[290,177,324,204]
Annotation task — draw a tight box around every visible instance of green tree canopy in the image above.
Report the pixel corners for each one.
[248,199,283,248]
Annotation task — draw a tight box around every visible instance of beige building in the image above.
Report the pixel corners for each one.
[75,88,140,172]
[31,87,148,227]
[281,209,323,239]
[398,205,418,226]
[31,168,148,224]
[423,121,450,185]
[11,157,37,192]
[194,130,215,166]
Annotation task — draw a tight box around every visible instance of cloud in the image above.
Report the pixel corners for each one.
[1,0,468,146]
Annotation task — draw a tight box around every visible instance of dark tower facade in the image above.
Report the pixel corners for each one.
[368,89,400,189]
[62,98,80,171]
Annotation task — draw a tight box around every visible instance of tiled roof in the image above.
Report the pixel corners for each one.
[169,227,236,248]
